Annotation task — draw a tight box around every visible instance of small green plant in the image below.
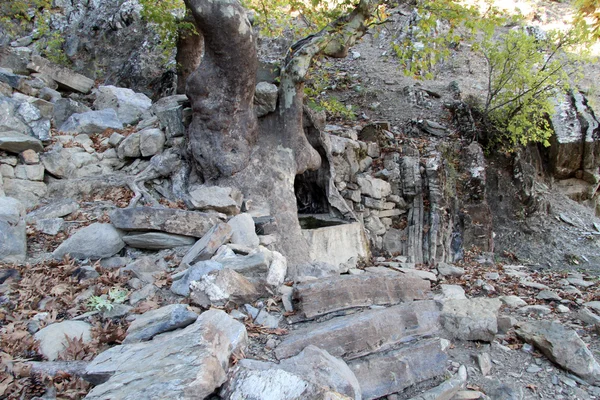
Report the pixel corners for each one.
[86,288,128,312]
[34,11,70,65]
[0,0,51,36]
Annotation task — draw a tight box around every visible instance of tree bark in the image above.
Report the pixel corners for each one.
[183,0,376,264]
[175,14,203,95]
[184,0,258,180]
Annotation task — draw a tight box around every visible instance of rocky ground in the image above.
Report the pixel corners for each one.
[1,0,600,399]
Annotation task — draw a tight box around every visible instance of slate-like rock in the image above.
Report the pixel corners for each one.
[171,260,223,297]
[440,298,501,342]
[437,262,465,278]
[59,109,123,134]
[228,213,260,247]
[122,232,196,250]
[52,223,125,260]
[267,251,287,287]
[34,321,92,361]
[123,304,198,344]
[0,130,43,153]
[294,273,430,319]
[26,199,79,223]
[223,346,361,400]
[276,300,440,360]
[85,310,247,399]
[180,222,232,269]
[94,85,152,125]
[111,207,220,238]
[121,256,168,284]
[190,268,260,308]
[516,320,600,383]
[28,55,94,94]
[348,339,448,400]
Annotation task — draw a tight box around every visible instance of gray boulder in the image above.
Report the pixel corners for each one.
[59,109,123,134]
[180,222,233,269]
[516,320,600,383]
[25,199,79,223]
[139,128,165,157]
[123,304,198,344]
[0,197,26,262]
[85,310,247,399]
[117,131,141,158]
[227,213,259,247]
[53,98,91,128]
[34,321,92,361]
[53,223,125,260]
[254,82,278,117]
[440,298,501,342]
[94,85,152,125]
[189,268,261,307]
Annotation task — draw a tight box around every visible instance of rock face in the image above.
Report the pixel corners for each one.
[0,197,27,262]
[276,300,440,360]
[294,273,431,319]
[34,321,92,361]
[440,298,501,342]
[110,207,220,238]
[85,310,247,399]
[123,304,198,344]
[52,223,125,260]
[516,320,600,383]
[222,346,361,400]
[93,85,152,125]
[348,339,448,400]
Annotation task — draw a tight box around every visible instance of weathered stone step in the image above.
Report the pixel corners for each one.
[295,273,431,319]
[348,338,448,400]
[275,300,440,361]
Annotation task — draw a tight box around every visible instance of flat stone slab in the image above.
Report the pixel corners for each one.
[516,320,600,383]
[85,310,247,399]
[0,130,43,153]
[111,207,220,238]
[122,232,196,249]
[275,300,440,361]
[295,273,431,319]
[180,222,232,269]
[28,55,94,93]
[348,339,448,400]
[124,304,198,344]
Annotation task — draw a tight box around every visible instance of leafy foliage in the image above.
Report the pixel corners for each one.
[86,288,128,312]
[242,0,358,39]
[0,0,50,36]
[574,0,600,39]
[139,0,196,61]
[474,26,586,149]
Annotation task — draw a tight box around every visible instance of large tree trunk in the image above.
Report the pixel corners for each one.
[183,0,376,264]
[175,14,203,95]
